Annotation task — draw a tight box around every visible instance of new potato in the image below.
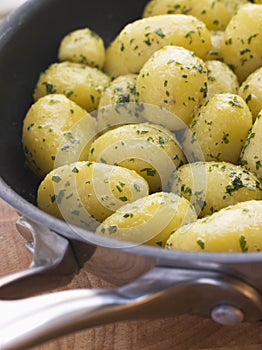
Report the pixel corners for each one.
[169,161,262,217]
[104,14,211,77]
[96,192,197,247]
[136,45,208,127]
[183,93,253,164]
[58,28,106,69]
[166,200,262,252]
[34,61,111,112]
[37,161,149,230]
[22,94,97,178]
[88,123,186,192]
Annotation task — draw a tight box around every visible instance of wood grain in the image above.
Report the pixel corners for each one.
[1,198,262,350]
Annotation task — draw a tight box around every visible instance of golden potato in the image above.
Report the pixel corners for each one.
[88,123,186,192]
[22,94,98,177]
[58,28,106,69]
[240,110,262,181]
[136,45,208,127]
[37,161,149,230]
[205,60,239,100]
[96,192,197,247]
[239,67,262,122]
[143,0,231,30]
[104,14,211,77]
[98,74,138,108]
[166,200,262,252]
[221,3,262,83]
[184,93,253,164]
[34,61,111,112]
[169,161,262,217]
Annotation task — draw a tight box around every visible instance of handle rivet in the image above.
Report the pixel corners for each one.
[211,305,244,326]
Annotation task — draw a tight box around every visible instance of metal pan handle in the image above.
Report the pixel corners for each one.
[0,217,79,299]
[2,266,262,350]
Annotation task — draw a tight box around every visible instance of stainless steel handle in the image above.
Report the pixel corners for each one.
[0,217,79,299]
[1,267,262,350]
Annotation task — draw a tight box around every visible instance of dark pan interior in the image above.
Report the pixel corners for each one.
[0,0,148,204]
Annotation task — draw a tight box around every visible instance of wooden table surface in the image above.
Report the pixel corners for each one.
[1,198,262,350]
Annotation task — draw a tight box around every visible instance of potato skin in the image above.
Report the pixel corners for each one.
[22,94,97,178]
[37,161,149,229]
[136,45,208,127]
[58,28,106,69]
[34,61,111,112]
[239,67,262,122]
[184,93,253,164]
[221,4,262,83]
[166,200,262,252]
[104,14,211,77]
[169,161,262,217]
[88,123,186,193]
[96,192,197,247]
[205,60,239,100]
[143,0,231,31]
[240,110,262,181]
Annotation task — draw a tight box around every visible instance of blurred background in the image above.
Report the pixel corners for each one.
[0,0,28,22]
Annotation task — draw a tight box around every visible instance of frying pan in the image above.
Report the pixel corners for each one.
[1,0,262,349]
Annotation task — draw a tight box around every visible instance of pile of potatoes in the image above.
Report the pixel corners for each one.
[22,0,262,252]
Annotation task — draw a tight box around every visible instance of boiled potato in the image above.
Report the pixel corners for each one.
[166,200,262,252]
[104,14,211,77]
[58,28,106,69]
[221,3,262,83]
[205,30,224,61]
[34,61,111,112]
[98,74,138,108]
[37,161,149,230]
[88,123,186,192]
[205,60,239,100]
[143,0,231,30]
[136,45,208,127]
[97,74,146,131]
[240,110,262,180]
[22,94,98,178]
[96,192,197,247]
[169,161,262,217]
[183,93,253,164]
[239,67,262,122]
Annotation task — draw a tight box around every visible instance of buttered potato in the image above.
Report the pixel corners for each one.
[169,161,262,217]
[22,94,97,178]
[221,3,262,83]
[183,93,253,164]
[205,60,239,100]
[58,28,106,69]
[166,200,262,252]
[136,45,208,127]
[37,161,149,230]
[34,61,111,112]
[96,192,197,247]
[239,67,262,122]
[143,0,231,30]
[240,110,262,181]
[96,74,146,131]
[104,14,211,77]
[22,0,262,254]
[88,123,186,192]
